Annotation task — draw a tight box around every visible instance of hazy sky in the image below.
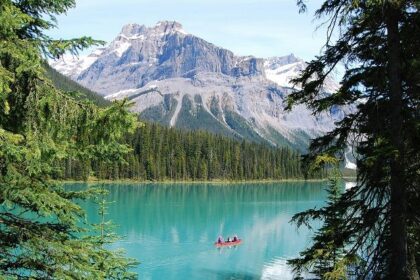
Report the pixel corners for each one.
[48,0,329,60]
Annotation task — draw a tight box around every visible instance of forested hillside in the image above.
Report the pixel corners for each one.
[58,122,310,181]
[44,63,110,107]
[46,66,311,181]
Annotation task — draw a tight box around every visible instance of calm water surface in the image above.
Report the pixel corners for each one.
[74,182,330,279]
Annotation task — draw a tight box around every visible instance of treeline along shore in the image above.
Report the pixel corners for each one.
[56,122,324,181]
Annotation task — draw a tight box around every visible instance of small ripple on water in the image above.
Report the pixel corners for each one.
[140,246,216,270]
[260,257,295,280]
[260,256,314,280]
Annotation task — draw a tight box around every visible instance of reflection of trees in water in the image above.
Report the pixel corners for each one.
[71,182,329,277]
[86,183,325,235]
[201,268,259,280]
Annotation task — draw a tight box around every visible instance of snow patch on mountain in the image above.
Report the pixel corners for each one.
[50,47,105,78]
[264,54,305,88]
[264,54,339,93]
[265,61,304,88]
[111,41,131,57]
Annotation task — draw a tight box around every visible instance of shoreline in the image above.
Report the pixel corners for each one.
[56,177,356,185]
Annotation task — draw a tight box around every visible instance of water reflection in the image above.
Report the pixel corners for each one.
[71,182,328,279]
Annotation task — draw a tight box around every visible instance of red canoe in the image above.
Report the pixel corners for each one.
[214,239,242,247]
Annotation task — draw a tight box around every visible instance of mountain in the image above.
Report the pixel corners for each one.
[50,21,345,152]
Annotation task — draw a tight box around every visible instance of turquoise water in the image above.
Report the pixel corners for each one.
[76,182,328,279]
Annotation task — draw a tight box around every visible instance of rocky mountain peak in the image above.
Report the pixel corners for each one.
[265,54,303,70]
[119,23,147,36]
[116,21,187,41]
[154,21,187,34]
[50,21,339,95]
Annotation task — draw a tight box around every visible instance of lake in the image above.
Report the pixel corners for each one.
[74,181,331,279]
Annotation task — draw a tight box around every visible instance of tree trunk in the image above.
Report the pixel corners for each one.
[385,5,409,280]
[408,243,420,280]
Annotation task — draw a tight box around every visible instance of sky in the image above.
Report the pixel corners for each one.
[47,0,329,61]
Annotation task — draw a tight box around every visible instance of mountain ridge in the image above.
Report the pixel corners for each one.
[50,21,346,153]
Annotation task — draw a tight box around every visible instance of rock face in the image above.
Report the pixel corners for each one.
[50,21,345,151]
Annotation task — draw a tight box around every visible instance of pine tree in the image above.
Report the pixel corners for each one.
[0,0,138,278]
[88,184,138,279]
[288,156,356,279]
[288,0,419,278]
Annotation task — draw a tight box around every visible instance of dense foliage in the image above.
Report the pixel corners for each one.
[289,157,355,279]
[59,122,310,181]
[287,0,419,279]
[0,0,138,278]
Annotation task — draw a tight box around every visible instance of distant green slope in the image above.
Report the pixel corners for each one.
[139,94,314,152]
[41,67,311,153]
[140,94,270,144]
[44,63,110,107]
[42,64,321,180]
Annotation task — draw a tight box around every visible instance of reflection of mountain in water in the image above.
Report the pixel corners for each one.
[95,182,327,231]
[72,182,329,279]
